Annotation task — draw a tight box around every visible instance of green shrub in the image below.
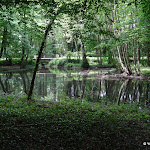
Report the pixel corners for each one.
[66,51,73,60]
[49,58,81,68]
[0,58,35,66]
[27,59,36,65]
[57,59,67,67]
[49,59,67,67]
[66,63,74,67]
[67,59,80,63]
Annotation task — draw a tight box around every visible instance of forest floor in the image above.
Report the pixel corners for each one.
[0,95,149,150]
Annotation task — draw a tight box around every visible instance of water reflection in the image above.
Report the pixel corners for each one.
[0,72,31,95]
[0,70,149,105]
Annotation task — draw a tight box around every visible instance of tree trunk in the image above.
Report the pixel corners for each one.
[0,27,7,58]
[117,46,129,74]
[122,45,132,75]
[27,20,55,100]
[74,38,80,59]
[21,42,26,68]
[97,35,102,66]
[125,43,132,75]
[79,36,89,68]
[136,41,140,74]
[21,8,27,68]
[133,39,140,75]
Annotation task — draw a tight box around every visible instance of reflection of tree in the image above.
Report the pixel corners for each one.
[0,72,33,94]
[80,75,87,98]
[0,73,13,93]
[5,73,13,93]
[66,81,72,98]
[89,80,97,100]
[20,72,30,94]
[1,71,149,105]
[146,83,149,105]
[122,79,132,103]
[0,76,6,93]
[44,74,48,96]
[105,80,120,103]
[37,74,47,97]
[38,78,43,96]
[65,75,88,99]
[117,79,131,105]
[52,74,56,101]
[132,80,140,103]
[97,80,102,100]
[35,73,57,100]
[72,79,79,98]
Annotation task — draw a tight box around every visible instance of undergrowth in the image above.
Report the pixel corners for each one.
[0,95,149,150]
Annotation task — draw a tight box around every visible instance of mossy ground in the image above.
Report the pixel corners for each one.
[0,95,149,150]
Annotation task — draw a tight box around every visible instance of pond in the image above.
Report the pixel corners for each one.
[0,68,149,105]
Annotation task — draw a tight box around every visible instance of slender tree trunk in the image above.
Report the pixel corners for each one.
[122,45,132,75]
[21,43,26,68]
[125,43,132,75]
[0,27,7,58]
[74,38,80,59]
[79,36,89,68]
[51,31,56,58]
[27,20,55,100]
[136,41,140,74]
[133,39,139,75]
[113,1,125,73]
[117,46,129,74]
[97,35,102,66]
[21,9,27,68]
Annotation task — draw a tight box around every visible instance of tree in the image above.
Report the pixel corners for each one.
[27,0,83,100]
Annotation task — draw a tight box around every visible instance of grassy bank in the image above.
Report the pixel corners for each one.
[0,58,35,72]
[0,95,149,150]
[49,57,150,76]
[49,57,114,69]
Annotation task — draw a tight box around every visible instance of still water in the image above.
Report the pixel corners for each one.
[0,69,149,105]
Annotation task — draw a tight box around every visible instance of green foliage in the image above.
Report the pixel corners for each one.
[140,66,150,75]
[49,57,115,68]
[49,58,81,68]
[0,58,35,66]
[66,51,73,60]
[67,58,80,63]
[49,58,67,67]
[0,95,149,149]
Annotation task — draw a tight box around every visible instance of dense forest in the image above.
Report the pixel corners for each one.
[0,1,150,149]
[0,0,149,71]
